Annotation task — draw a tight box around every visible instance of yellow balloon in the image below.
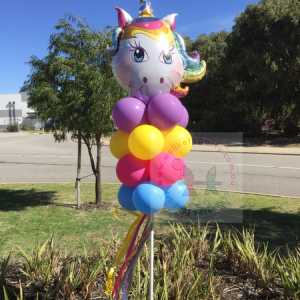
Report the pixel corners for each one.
[128,125,164,160]
[110,130,130,159]
[162,126,192,158]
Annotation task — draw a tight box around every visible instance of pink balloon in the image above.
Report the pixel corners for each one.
[116,154,150,187]
[150,152,183,186]
[178,106,189,128]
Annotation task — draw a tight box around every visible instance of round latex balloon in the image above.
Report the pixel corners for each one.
[147,94,183,131]
[149,152,182,186]
[128,125,164,160]
[110,130,130,159]
[116,154,149,187]
[162,126,192,158]
[162,180,189,210]
[133,181,165,214]
[118,185,137,211]
[112,97,148,133]
[178,106,189,128]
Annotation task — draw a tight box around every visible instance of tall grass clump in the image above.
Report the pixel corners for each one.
[0,254,14,289]
[16,231,110,299]
[277,247,300,299]
[130,222,222,300]
[218,226,278,287]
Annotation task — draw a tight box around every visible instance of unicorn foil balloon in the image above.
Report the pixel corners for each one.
[107,0,206,103]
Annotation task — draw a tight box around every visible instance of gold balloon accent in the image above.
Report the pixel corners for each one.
[174,84,189,93]
[138,0,153,17]
[138,7,153,17]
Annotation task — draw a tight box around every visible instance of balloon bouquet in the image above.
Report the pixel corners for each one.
[106,1,206,298]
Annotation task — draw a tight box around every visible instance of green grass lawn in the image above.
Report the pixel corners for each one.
[0,183,299,258]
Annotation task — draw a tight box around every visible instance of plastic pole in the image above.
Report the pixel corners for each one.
[149,227,154,300]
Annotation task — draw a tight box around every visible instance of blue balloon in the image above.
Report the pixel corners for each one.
[162,180,189,210]
[118,184,137,211]
[133,181,165,214]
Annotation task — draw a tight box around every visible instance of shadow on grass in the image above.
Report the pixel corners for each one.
[0,188,57,211]
[156,206,300,251]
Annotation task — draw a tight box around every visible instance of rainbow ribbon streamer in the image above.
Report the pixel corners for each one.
[105,209,154,300]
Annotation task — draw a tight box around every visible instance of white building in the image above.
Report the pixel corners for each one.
[0,94,44,130]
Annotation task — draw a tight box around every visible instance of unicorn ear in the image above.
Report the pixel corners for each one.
[115,8,133,29]
[162,14,178,31]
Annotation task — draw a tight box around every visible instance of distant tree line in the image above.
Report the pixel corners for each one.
[182,0,300,137]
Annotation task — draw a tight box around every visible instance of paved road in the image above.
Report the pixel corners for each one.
[0,132,299,198]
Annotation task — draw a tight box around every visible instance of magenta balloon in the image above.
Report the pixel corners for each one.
[116,154,150,187]
[147,94,183,131]
[112,97,148,133]
[179,106,189,128]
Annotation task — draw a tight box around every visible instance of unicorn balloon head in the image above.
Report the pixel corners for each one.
[107,1,206,103]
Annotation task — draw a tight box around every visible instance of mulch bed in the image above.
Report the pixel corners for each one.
[0,249,288,300]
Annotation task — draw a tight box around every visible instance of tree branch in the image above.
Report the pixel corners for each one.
[82,135,96,174]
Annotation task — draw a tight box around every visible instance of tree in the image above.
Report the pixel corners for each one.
[225,0,300,133]
[20,14,125,205]
[182,0,300,135]
[182,31,236,132]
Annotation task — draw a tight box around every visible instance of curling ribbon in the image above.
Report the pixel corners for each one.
[105,209,154,299]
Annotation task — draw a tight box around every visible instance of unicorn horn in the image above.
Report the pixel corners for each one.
[139,0,153,17]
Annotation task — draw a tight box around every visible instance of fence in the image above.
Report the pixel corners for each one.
[0,117,45,131]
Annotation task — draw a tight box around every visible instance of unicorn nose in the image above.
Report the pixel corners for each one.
[143,77,148,83]
[160,77,164,84]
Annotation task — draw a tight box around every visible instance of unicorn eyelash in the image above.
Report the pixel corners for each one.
[129,41,147,53]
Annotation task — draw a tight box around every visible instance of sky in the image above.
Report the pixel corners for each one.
[0,0,257,94]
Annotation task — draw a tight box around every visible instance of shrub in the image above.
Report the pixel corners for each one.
[5,123,19,132]
[21,125,36,131]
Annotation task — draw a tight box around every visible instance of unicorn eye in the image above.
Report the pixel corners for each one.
[130,46,149,63]
[159,50,173,64]
[134,49,145,62]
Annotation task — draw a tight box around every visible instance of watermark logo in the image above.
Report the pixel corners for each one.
[201,166,221,195]
[153,132,243,224]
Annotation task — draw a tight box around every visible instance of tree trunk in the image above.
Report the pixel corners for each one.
[77,131,81,208]
[95,132,102,206]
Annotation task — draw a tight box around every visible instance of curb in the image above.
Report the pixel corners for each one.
[0,182,299,199]
[190,149,300,156]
